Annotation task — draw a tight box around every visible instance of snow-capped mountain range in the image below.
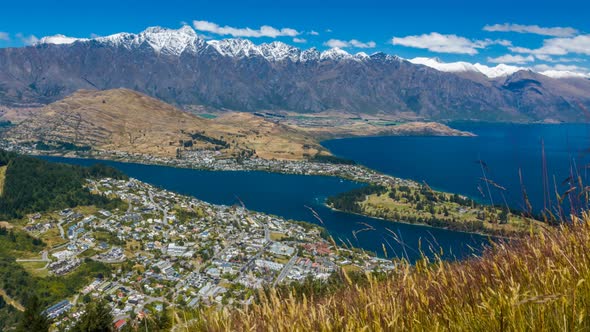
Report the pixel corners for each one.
[35,25,588,79]
[407,57,590,79]
[38,25,389,63]
[3,24,590,122]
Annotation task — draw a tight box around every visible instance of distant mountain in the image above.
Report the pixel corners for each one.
[1,26,590,122]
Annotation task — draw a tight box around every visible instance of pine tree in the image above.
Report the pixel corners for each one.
[72,299,114,332]
[16,295,49,332]
[156,304,171,331]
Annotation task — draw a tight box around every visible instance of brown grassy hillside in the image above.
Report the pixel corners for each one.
[5,89,327,160]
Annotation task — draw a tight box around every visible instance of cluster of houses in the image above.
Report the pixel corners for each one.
[48,258,81,276]
[23,176,396,329]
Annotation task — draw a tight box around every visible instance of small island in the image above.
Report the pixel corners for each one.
[326,183,541,237]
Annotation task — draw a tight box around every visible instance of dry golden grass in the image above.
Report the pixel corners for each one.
[18,261,49,278]
[0,288,24,312]
[6,89,328,161]
[0,165,6,196]
[180,214,590,331]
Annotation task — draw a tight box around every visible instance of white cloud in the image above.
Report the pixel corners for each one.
[37,34,86,45]
[16,33,38,45]
[324,39,348,48]
[309,30,319,36]
[293,37,307,43]
[349,39,376,48]
[391,32,507,55]
[487,54,534,64]
[192,20,299,38]
[0,32,9,41]
[483,23,578,37]
[511,34,590,56]
[535,54,586,63]
[324,38,376,49]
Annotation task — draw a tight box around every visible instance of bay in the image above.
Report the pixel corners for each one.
[323,123,590,214]
[42,156,489,262]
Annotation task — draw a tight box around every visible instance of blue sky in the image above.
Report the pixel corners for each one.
[1,0,589,72]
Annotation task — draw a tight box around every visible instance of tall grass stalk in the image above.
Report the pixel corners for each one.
[178,213,590,331]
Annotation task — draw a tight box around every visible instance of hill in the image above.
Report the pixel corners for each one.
[0,150,126,219]
[3,89,328,160]
[185,217,590,331]
[0,26,589,122]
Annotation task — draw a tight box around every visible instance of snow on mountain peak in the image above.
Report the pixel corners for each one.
[320,48,352,61]
[259,41,301,62]
[33,26,590,78]
[409,57,523,78]
[138,25,202,55]
[354,52,370,60]
[300,47,320,62]
[472,63,522,78]
[408,57,590,79]
[38,26,204,56]
[207,38,261,58]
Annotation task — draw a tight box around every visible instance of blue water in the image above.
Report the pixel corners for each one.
[42,156,489,262]
[323,123,590,214]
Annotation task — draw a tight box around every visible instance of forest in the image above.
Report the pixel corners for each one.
[325,185,387,213]
[0,150,127,219]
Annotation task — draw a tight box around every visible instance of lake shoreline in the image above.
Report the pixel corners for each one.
[326,204,515,240]
[32,153,525,239]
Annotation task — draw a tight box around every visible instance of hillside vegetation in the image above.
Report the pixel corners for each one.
[0,150,126,219]
[4,89,328,160]
[0,151,122,329]
[184,215,590,331]
[327,184,540,236]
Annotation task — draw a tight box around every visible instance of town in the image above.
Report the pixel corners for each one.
[0,140,417,188]
[21,176,396,329]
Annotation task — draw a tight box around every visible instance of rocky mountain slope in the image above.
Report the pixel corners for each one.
[1,26,589,122]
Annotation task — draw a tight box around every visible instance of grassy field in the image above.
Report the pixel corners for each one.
[360,189,539,235]
[329,184,541,236]
[0,165,6,196]
[269,232,287,241]
[181,213,590,331]
[18,261,49,278]
[39,227,67,248]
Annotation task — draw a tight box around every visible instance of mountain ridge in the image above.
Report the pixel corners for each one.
[1,25,590,122]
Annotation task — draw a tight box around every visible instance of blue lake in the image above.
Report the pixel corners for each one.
[323,123,590,214]
[42,156,489,262]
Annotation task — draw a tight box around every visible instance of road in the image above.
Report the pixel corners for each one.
[264,224,270,242]
[274,254,298,286]
[16,250,50,263]
[149,191,169,235]
[239,242,271,275]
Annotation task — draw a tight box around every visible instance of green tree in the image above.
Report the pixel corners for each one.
[156,304,171,330]
[16,295,49,332]
[72,300,114,332]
